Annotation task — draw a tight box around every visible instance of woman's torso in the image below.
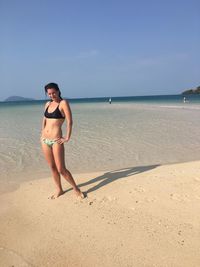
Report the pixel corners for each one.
[42,101,65,139]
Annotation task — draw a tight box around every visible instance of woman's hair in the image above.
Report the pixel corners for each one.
[44,82,62,99]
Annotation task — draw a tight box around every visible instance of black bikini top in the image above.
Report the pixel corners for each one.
[44,102,65,119]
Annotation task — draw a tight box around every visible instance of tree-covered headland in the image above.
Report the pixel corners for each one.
[182,86,200,95]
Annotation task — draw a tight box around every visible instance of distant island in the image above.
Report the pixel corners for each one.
[4,96,35,102]
[182,86,200,95]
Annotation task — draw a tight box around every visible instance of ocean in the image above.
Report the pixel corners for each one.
[1,94,200,194]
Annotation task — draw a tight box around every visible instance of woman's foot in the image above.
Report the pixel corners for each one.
[49,190,64,199]
[74,188,85,199]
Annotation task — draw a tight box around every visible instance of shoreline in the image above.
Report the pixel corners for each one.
[1,160,200,266]
[2,159,200,196]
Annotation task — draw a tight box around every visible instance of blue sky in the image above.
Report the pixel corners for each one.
[0,0,199,100]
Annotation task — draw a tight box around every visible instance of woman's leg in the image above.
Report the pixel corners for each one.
[41,142,64,197]
[52,143,84,197]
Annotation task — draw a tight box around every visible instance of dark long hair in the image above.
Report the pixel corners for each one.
[44,82,63,99]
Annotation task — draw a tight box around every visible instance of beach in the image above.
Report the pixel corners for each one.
[1,0,199,264]
[1,97,200,266]
[1,160,200,267]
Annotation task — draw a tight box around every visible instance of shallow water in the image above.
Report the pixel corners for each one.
[1,99,200,193]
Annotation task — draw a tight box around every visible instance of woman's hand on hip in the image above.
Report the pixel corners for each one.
[56,137,69,144]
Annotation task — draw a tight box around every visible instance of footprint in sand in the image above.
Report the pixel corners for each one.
[145,197,157,203]
[100,196,117,203]
[134,187,146,193]
[0,247,32,267]
[170,193,190,202]
[107,196,117,201]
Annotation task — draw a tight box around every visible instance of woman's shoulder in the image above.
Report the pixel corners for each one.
[60,99,69,106]
[44,101,51,108]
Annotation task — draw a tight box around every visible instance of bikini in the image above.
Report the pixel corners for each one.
[42,102,65,147]
[44,102,65,119]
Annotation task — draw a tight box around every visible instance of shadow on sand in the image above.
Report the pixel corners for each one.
[76,164,160,194]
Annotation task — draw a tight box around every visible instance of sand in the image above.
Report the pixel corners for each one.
[1,161,200,267]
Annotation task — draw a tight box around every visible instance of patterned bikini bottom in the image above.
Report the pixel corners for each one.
[42,138,57,147]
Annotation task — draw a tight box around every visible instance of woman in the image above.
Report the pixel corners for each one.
[41,82,84,199]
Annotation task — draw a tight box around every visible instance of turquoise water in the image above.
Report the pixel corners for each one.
[1,94,200,194]
[0,94,200,107]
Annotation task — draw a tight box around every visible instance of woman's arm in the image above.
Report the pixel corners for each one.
[61,100,73,141]
[42,117,46,131]
[41,102,49,137]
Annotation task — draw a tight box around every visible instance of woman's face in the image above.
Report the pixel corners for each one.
[47,88,59,101]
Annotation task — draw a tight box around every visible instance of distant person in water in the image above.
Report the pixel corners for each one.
[109,97,112,104]
[41,82,85,199]
[183,97,189,103]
